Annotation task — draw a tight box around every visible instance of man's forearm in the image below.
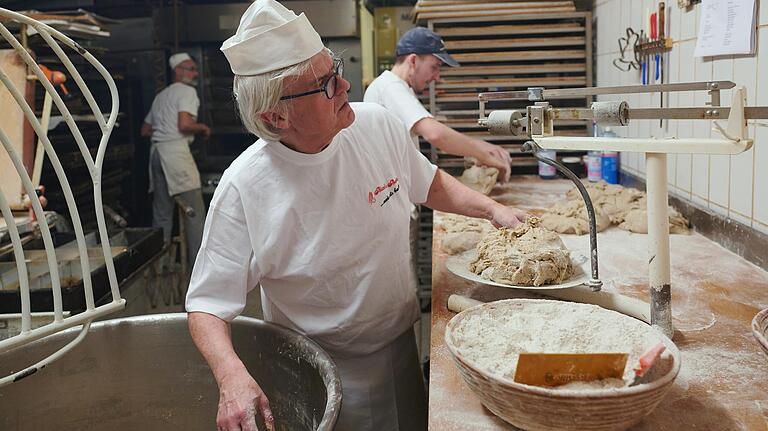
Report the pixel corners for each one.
[416,119,510,181]
[182,122,209,135]
[423,169,502,220]
[188,311,249,385]
[424,122,483,158]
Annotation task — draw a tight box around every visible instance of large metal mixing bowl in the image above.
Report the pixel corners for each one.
[0,313,341,430]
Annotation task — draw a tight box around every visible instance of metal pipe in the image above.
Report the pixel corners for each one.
[522,141,602,291]
[646,153,673,338]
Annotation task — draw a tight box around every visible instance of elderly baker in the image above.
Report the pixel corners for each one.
[185,1,528,430]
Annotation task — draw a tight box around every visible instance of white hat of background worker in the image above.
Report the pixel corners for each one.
[169,52,192,69]
[219,0,324,76]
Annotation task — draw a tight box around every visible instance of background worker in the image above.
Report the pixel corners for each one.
[141,52,211,267]
[364,26,512,182]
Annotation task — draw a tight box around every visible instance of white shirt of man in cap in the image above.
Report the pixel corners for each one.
[185,2,527,431]
[141,53,211,267]
[364,27,512,182]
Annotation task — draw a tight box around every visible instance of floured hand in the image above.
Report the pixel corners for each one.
[216,373,274,431]
[476,141,512,183]
[490,205,528,229]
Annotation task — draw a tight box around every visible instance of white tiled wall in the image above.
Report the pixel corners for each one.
[593,0,768,234]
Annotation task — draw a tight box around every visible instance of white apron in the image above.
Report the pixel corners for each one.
[148,138,201,196]
[331,327,428,431]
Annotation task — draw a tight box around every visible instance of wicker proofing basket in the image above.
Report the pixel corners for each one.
[444,299,681,431]
[753,307,768,359]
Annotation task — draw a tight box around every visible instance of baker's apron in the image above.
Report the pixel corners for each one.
[332,327,428,431]
[148,138,201,196]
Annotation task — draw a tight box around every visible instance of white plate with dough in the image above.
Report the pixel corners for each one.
[445,249,590,290]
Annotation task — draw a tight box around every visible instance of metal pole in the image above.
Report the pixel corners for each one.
[523,141,602,291]
[646,152,672,338]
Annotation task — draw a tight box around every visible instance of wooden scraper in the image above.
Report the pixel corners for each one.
[513,352,628,387]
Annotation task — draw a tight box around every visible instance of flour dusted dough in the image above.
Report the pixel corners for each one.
[469,217,574,286]
[541,199,611,235]
[458,166,499,195]
[561,181,690,234]
[439,214,493,254]
[565,181,644,224]
[618,197,691,234]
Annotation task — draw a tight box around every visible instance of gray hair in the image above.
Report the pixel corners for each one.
[232,49,331,141]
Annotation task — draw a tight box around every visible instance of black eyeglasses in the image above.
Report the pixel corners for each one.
[280,58,344,101]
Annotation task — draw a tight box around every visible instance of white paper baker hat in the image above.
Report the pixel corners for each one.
[169,52,192,69]
[220,0,324,76]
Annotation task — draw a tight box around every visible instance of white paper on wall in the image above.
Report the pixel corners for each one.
[694,0,757,57]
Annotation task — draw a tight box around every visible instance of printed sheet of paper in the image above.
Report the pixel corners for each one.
[694,0,757,57]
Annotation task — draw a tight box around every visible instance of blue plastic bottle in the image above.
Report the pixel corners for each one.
[538,149,558,179]
[600,127,619,184]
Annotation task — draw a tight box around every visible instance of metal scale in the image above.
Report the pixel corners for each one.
[478,81,768,337]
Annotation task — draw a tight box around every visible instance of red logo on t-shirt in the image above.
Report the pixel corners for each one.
[368,177,400,206]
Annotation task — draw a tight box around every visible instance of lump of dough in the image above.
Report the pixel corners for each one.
[618,198,691,234]
[469,217,574,286]
[458,166,499,195]
[439,214,494,254]
[564,181,690,233]
[541,199,611,235]
[442,231,485,254]
[566,181,643,224]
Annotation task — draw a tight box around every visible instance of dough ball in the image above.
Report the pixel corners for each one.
[458,166,499,195]
[469,217,574,286]
[541,199,611,235]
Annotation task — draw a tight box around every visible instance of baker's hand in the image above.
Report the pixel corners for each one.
[201,124,212,139]
[476,141,511,183]
[216,373,274,431]
[489,204,528,229]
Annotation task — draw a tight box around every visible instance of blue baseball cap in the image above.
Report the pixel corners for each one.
[396,27,459,67]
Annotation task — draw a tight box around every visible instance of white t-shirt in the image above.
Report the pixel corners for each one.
[144,82,199,143]
[185,103,438,357]
[363,70,433,148]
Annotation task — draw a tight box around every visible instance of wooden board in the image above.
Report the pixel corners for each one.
[417,7,576,20]
[438,22,584,37]
[418,0,557,5]
[439,62,586,76]
[437,76,586,89]
[425,92,590,103]
[0,50,28,209]
[451,49,585,62]
[464,128,589,139]
[445,36,585,50]
[415,1,574,13]
[441,119,587,128]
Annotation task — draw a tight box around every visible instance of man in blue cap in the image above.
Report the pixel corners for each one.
[365,27,512,315]
[364,27,511,181]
